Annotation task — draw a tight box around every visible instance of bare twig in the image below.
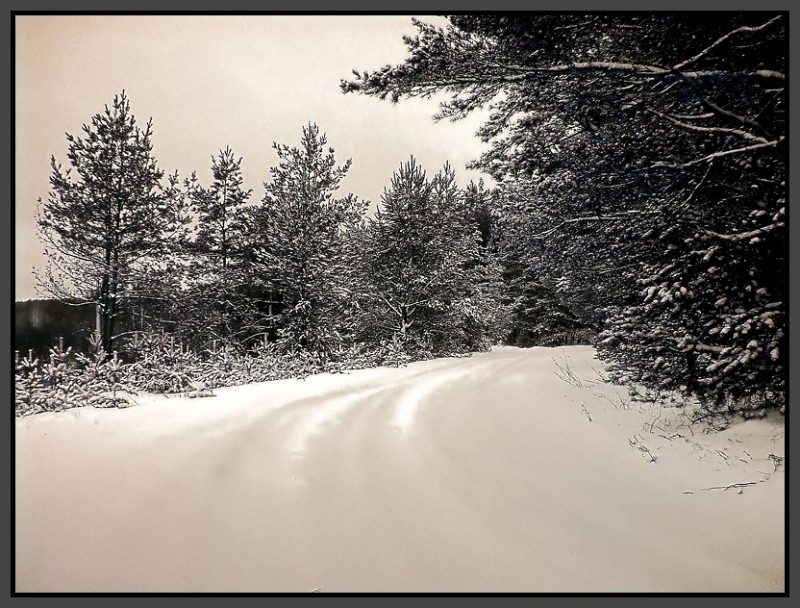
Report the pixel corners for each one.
[701,97,773,137]
[768,453,783,473]
[552,353,584,388]
[639,445,657,463]
[629,434,657,462]
[596,391,629,411]
[698,481,760,492]
[647,410,662,433]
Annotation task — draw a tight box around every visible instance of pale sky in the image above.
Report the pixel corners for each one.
[14,15,490,301]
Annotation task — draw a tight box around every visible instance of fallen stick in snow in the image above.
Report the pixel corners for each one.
[699,481,759,492]
[684,479,768,494]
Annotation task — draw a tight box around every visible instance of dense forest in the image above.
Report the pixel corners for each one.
[18,14,786,420]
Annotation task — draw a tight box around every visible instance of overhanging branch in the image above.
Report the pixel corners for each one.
[649,137,783,170]
[645,108,768,144]
[672,15,784,71]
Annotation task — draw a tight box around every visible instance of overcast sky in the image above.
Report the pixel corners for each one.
[15,15,490,301]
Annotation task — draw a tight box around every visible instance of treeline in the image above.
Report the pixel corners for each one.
[20,94,589,416]
[24,13,786,420]
[29,94,584,411]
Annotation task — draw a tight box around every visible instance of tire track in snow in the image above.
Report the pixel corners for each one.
[15,346,784,592]
[389,364,480,435]
[282,385,387,456]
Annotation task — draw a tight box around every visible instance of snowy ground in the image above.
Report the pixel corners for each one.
[15,346,784,593]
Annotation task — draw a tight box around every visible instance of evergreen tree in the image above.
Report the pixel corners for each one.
[249,123,366,355]
[356,158,503,355]
[36,91,185,355]
[183,147,253,349]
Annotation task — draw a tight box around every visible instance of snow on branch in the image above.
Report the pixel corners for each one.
[701,98,774,136]
[472,51,786,86]
[645,108,769,144]
[349,62,784,103]
[530,209,658,239]
[703,222,784,242]
[672,15,784,71]
[649,137,784,170]
[479,61,785,83]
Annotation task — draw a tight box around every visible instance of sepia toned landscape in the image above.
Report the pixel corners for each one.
[14,14,786,594]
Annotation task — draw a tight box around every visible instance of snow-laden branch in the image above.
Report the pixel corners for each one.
[472,65,783,89]
[672,15,784,71]
[701,98,773,136]
[670,112,715,121]
[348,60,785,102]
[479,57,785,82]
[646,108,769,144]
[693,343,726,353]
[669,336,725,354]
[703,222,784,242]
[649,137,784,170]
[530,209,658,239]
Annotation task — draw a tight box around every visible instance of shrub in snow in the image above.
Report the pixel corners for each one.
[325,343,383,373]
[74,346,130,408]
[15,337,132,416]
[377,334,415,368]
[123,331,203,394]
[15,350,47,416]
[17,326,490,416]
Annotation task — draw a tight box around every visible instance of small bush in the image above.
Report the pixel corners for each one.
[15,338,131,416]
[15,329,482,417]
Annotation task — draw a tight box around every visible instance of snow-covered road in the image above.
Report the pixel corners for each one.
[15,346,785,592]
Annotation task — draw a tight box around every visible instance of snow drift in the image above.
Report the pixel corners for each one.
[15,346,784,593]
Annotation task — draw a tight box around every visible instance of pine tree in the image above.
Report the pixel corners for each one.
[461,179,517,346]
[248,123,366,355]
[355,158,499,355]
[183,147,253,349]
[36,91,185,355]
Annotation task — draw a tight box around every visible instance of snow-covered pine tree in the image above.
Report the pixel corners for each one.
[74,339,130,408]
[453,178,511,349]
[15,350,45,416]
[494,179,601,347]
[182,147,253,350]
[125,331,202,394]
[597,186,786,414]
[36,91,186,355]
[248,124,367,356]
[354,158,498,356]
